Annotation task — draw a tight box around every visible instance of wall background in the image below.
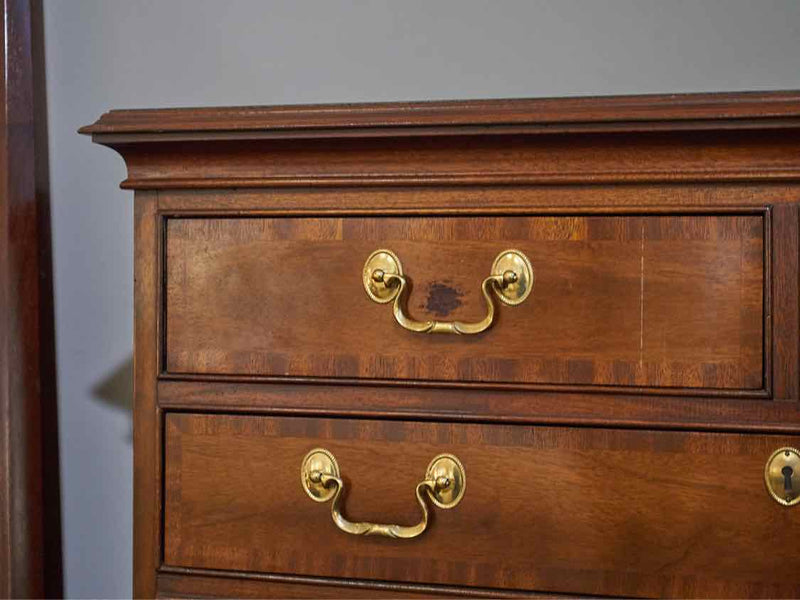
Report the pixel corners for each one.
[43,0,800,596]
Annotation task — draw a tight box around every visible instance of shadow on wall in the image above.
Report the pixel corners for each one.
[92,356,134,443]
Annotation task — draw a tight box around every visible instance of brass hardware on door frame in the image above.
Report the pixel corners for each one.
[765,447,800,506]
[362,248,533,335]
[300,448,466,539]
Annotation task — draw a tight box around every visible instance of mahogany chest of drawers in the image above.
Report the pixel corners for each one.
[81,92,800,598]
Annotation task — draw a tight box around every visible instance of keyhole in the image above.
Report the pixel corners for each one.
[782,465,794,497]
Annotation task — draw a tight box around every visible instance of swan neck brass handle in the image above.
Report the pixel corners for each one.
[363,249,533,335]
[301,449,466,539]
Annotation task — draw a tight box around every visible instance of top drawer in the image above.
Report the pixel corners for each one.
[165,213,764,391]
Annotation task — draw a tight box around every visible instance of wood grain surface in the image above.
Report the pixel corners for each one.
[0,0,59,595]
[164,413,800,598]
[133,192,161,599]
[79,90,800,136]
[165,214,764,390]
[155,568,560,599]
[103,130,800,190]
[157,380,800,433]
[80,97,800,190]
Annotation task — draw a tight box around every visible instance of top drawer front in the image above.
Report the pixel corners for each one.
[165,213,763,390]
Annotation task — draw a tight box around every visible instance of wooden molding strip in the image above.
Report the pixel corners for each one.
[80,91,800,137]
[157,372,770,400]
[155,380,800,434]
[157,564,628,598]
[121,169,800,189]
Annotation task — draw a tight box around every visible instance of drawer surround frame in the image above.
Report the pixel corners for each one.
[82,92,800,598]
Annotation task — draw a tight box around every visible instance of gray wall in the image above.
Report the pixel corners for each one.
[43,0,800,596]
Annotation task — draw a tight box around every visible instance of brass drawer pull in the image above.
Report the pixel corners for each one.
[301,448,466,539]
[362,248,533,335]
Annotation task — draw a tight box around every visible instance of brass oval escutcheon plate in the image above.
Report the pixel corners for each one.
[425,453,466,509]
[363,249,403,304]
[301,448,340,503]
[491,249,534,306]
[765,447,800,507]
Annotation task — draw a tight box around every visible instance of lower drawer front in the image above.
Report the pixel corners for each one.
[164,414,798,598]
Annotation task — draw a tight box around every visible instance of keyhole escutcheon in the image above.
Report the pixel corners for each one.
[765,447,800,507]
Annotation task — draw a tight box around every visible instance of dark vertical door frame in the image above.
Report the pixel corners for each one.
[0,0,60,596]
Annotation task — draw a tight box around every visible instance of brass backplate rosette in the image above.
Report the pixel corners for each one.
[425,453,466,509]
[363,249,403,303]
[301,448,340,503]
[491,249,534,306]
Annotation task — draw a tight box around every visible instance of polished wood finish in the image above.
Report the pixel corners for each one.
[157,380,800,433]
[92,130,800,191]
[79,91,800,136]
[157,184,800,211]
[0,0,59,596]
[134,192,162,599]
[166,214,764,390]
[79,93,800,191]
[771,203,800,399]
[164,413,799,598]
[156,568,557,599]
[81,92,800,598]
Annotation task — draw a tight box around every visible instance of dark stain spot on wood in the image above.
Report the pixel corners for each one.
[423,281,464,317]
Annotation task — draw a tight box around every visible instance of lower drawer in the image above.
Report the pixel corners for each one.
[163,414,799,598]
